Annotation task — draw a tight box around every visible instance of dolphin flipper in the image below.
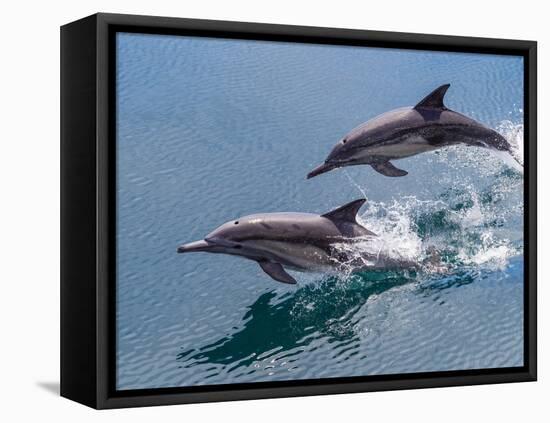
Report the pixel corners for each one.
[371,161,408,177]
[258,261,297,284]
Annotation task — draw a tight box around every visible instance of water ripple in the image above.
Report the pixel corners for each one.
[114,33,524,389]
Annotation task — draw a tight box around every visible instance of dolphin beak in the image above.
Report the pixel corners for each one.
[307,162,337,179]
[177,239,212,253]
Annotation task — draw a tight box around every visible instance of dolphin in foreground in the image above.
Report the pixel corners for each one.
[177,199,411,284]
[307,84,522,179]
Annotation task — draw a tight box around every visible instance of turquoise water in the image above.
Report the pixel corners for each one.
[115,33,524,390]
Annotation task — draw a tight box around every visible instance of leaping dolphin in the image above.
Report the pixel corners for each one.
[177,199,410,284]
[307,84,521,179]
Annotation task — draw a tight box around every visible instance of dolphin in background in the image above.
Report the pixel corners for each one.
[307,84,522,179]
[177,199,411,284]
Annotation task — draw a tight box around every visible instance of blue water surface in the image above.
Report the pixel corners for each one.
[115,33,524,389]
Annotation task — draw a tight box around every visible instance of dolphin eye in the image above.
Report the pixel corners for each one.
[342,139,347,144]
[233,245,242,249]
[234,221,239,225]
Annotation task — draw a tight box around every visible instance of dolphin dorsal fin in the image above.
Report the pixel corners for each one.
[414,84,450,110]
[322,199,366,223]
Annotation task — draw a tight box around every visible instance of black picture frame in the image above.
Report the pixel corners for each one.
[60,12,537,409]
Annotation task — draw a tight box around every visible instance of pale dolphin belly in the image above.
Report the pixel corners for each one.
[245,239,415,273]
[364,135,438,159]
[245,239,335,271]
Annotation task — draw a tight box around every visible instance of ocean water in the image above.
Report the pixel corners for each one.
[115,32,524,390]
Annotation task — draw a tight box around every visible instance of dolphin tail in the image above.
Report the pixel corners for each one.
[508,151,524,173]
[490,149,524,174]
[487,130,523,173]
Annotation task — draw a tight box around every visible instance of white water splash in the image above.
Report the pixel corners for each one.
[457,231,516,270]
[449,188,484,228]
[433,119,524,176]
[357,198,425,262]
[331,184,521,277]
[497,120,524,166]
